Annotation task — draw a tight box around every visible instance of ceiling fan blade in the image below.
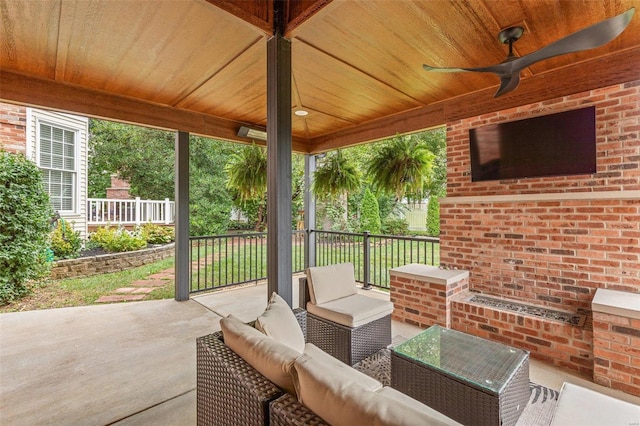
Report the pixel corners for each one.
[423,63,509,74]
[505,7,635,74]
[423,8,635,97]
[494,73,521,98]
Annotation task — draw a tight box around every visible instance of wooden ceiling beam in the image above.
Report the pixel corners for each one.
[206,0,273,34]
[0,70,312,152]
[285,0,333,34]
[309,47,640,152]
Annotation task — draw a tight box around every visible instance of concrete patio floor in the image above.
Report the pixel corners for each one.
[1,282,638,425]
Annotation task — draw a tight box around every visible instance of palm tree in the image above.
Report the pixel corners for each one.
[366,134,434,201]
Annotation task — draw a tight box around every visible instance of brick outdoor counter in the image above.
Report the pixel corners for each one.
[389,264,469,329]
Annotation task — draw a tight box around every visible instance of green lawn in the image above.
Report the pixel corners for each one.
[190,237,440,291]
[0,236,439,312]
[0,257,175,313]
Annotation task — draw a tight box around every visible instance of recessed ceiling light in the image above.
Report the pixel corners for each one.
[294,110,309,116]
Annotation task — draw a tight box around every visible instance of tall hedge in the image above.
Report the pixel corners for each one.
[427,195,440,236]
[0,152,53,304]
[359,188,381,234]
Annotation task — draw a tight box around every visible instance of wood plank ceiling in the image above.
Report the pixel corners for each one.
[1,0,639,153]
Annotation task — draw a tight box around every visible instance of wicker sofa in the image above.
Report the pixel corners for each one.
[196,303,460,426]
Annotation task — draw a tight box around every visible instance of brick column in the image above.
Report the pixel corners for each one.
[592,289,640,397]
[390,264,469,329]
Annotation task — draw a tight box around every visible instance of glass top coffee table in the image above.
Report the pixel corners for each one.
[391,325,530,426]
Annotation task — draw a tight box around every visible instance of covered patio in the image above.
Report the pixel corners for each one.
[1,0,640,421]
[2,283,638,425]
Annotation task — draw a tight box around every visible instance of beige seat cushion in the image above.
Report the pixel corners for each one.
[220,314,300,395]
[305,262,358,305]
[375,386,462,425]
[255,292,305,353]
[307,293,394,327]
[292,343,382,401]
[550,382,640,426]
[293,343,459,426]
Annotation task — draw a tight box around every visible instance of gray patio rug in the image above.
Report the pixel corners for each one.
[354,348,559,426]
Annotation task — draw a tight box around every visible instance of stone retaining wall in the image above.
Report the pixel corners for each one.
[51,243,175,279]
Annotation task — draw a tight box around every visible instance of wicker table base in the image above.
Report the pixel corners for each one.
[391,326,530,426]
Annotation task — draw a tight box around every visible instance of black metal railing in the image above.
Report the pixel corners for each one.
[189,230,305,294]
[189,229,439,293]
[314,230,439,288]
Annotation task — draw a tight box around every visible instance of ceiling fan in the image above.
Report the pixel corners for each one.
[423,8,635,98]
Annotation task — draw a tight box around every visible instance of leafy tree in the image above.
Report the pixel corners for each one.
[366,134,434,201]
[88,120,174,199]
[420,127,447,199]
[0,152,53,304]
[359,188,381,234]
[190,136,234,236]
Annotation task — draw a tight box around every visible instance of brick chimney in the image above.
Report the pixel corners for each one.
[106,174,132,199]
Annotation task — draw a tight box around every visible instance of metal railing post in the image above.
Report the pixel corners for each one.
[363,231,371,289]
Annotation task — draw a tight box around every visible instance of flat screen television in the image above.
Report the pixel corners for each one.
[469,106,596,182]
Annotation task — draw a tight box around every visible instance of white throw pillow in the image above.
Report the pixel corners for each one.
[220,314,300,395]
[255,292,306,353]
[305,262,358,305]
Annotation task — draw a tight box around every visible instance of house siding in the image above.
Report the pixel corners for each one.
[1,103,89,240]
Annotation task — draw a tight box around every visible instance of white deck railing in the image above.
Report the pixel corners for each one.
[87,197,175,225]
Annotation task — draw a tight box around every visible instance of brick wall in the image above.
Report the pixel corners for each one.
[442,81,640,311]
[592,311,640,396]
[447,81,640,197]
[440,81,639,379]
[0,103,27,154]
[452,299,594,376]
[390,268,468,329]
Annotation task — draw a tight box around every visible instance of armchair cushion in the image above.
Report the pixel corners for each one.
[293,343,382,396]
[220,314,300,395]
[375,386,462,425]
[256,292,306,353]
[305,262,358,305]
[292,343,458,426]
[307,293,394,328]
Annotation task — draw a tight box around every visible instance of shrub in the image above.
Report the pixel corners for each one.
[50,219,82,259]
[359,188,381,234]
[382,217,409,236]
[0,152,53,304]
[427,196,440,236]
[90,225,147,252]
[139,223,174,244]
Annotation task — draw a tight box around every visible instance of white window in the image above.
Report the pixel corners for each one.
[37,122,77,212]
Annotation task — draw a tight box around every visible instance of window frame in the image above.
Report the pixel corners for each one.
[35,119,80,214]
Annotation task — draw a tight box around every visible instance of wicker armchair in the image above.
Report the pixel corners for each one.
[196,309,325,426]
[299,265,392,366]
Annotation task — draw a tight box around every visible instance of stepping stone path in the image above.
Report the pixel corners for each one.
[95,268,174,303]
